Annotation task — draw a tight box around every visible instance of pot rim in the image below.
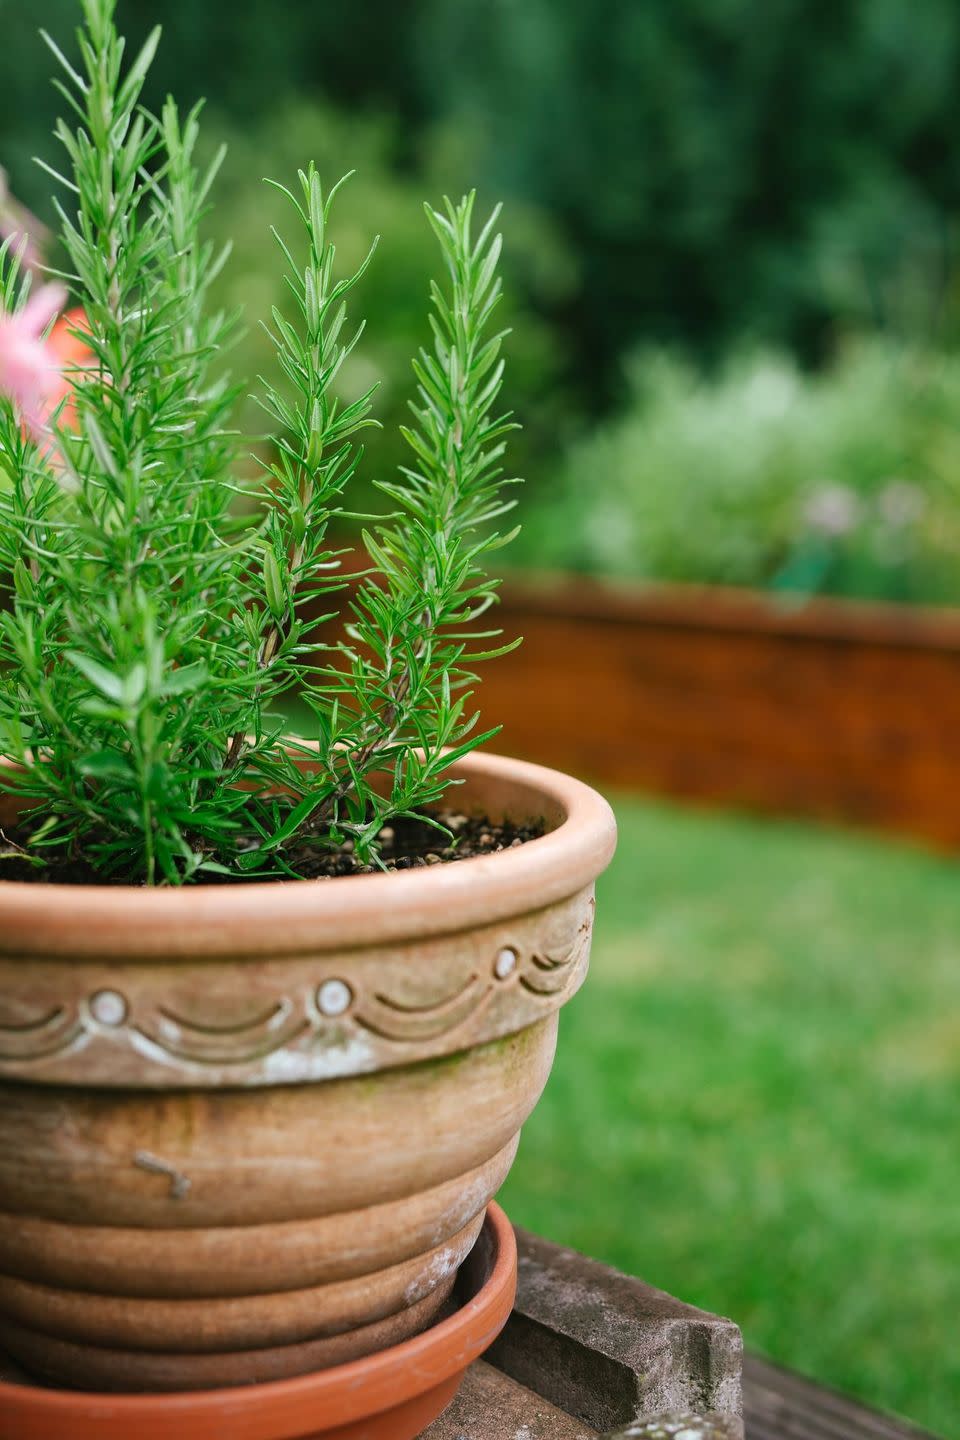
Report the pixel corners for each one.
[0,1202,517,1438]
[0,749,616,958]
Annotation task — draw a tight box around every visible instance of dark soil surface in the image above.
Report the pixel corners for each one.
[0,811,545,886]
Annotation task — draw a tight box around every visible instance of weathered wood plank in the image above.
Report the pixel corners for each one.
[423,1359,598,1439]
[744,1354,941,1440]
[486,1229,743,1433]
[426,1354,942,1440]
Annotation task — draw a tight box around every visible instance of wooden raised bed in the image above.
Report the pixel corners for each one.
[474,574,960,850]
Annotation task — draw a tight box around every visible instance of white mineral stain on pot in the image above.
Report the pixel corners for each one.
[446,1171,492,1233]
[494,946,518,980]
[125,1027,184,1067]
[316,978,353,1017]
[265,999,294,1031]
[257,1032,377,1084]
[88,989,128,1026]
[403,1244,460,1306]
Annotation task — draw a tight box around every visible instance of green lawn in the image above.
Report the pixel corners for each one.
[500,796,960,1438]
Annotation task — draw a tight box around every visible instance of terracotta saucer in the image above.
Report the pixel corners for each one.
[0,1203,517,1440]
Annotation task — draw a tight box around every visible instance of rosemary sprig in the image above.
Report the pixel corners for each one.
[0,0,520,883]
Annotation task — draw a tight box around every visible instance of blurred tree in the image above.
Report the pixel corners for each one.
[0,0,425,220]
[4,0,960,417]
[417,0,960,400]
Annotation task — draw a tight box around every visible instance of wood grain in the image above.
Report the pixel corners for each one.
[423,1359,598,1438]
[743,1353,940,1440]
[473,576,960,850]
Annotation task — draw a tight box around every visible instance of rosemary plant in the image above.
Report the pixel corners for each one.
[0,0,520,885]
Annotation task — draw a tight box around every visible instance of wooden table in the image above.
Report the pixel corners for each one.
[424,1230,941,1440]
[424,1354,942,1439]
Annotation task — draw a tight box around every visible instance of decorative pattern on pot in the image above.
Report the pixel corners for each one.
[0,889,596,1087]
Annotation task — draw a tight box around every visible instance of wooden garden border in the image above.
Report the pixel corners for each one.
[474,573,960,849]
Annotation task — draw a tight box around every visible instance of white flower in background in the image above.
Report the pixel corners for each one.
[741,358,797,422]
[804,483,860,537]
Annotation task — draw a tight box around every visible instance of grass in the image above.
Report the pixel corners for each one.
[500,795,960,1438]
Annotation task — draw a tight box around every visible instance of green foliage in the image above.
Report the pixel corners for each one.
[0,0,519,884]
[255,194,521,855]
[517,341,960,605]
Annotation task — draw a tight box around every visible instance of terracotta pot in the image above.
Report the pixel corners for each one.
[0,750,616,1391]
[0,1202,516,1439]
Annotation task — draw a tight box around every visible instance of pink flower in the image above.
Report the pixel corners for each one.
[0,284,68,442]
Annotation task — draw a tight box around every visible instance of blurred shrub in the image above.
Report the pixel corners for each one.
[203,101,578,494]
[516,341,960,605]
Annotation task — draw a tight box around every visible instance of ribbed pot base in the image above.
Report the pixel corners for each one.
[0,1205,517,1440]
[0,1274,455,1392]
[0,1019,557,1392]
[0,1207,488,1392]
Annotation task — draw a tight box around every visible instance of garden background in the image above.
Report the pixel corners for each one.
[2,1,958,1431]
